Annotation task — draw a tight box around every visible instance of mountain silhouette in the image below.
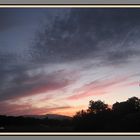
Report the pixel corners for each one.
[23,114,71,120]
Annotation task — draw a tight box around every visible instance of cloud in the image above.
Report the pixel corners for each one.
[122,81,140,87]
[67,91,106,100]
[31,8,140,65]
[0,69,76,101]
[0,101,31,115]
[67,75,133,100]
[0,101,72,116]
[1,8,140,115]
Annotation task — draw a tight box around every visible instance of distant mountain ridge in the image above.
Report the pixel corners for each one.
[23,114,72,120]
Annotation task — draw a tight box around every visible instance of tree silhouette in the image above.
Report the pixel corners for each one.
[87,100,108,114]
[112,96,140,114]
[1,96,140,132]
[127,96,140,111]
[73,96,140,132]
[74,110,87,119]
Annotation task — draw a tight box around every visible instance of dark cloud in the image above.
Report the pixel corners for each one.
[0,69,76,101]
[31,8,140,64]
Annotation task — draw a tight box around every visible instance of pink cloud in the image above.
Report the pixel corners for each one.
[23,79,71,97]
[0,102,31,116]
[0,101,72,116]
[122,81,139,87]
[67,91,106,100]
[0,69,77,101]
[67,76,131,100]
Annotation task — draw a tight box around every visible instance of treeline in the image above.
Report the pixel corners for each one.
[0,115,73,132]
[73,96,140,131]
[0,96,140,132]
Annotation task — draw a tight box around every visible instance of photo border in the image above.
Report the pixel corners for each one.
[0,4,140,136]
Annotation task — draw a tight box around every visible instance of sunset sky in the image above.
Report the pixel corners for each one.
[0,8,140,116]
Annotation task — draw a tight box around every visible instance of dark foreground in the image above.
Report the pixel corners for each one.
[1,96,140,132]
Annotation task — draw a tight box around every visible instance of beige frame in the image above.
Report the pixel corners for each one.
[0,4,140,136]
